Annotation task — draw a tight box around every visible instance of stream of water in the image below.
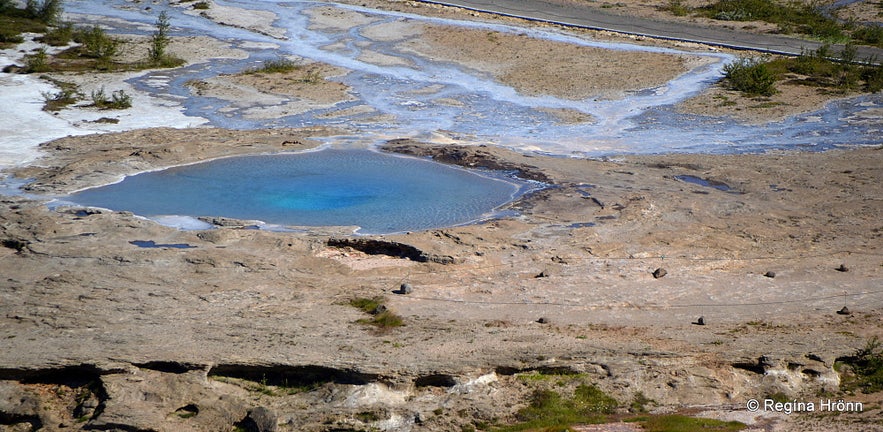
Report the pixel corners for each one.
[62,0,883,156]
[8,0,882,232]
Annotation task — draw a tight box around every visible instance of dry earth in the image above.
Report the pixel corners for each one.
[1,1,883,432]
[1,129,881,431]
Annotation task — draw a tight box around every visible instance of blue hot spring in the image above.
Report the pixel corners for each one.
[66,150,525,234]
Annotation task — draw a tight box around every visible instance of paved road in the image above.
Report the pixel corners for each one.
[420,0,883,60]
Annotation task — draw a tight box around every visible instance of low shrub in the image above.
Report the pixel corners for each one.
[664,0,690,16]
[498,385,617,431]
[350,297,404,329]
[39,20,72,45]
[0,27,24,44]
[75,25,119,60]
[722,56,777,96]
[23,47,50,73]
[637,415,746,432]
[90,86,132,109]
[699,0,846,41]
[41,85,79,111]
[839,337,883,393]
[246,57,299,74]
[25,0,62,25]
[852,25,883,48]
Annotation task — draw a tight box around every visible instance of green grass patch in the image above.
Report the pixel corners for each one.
[361,310,404,328]
[663,0,691,16]
[39,20,73,45]
[0,6,48,48]
[698,0,846,41]
[632,415,746,432]
[350,297,404,329]
[40,77,80,111]
[838,336,883,393]
[245,57,300,74]
[722,46,883,97]
[350,297,384,314]
[495,385,617,432]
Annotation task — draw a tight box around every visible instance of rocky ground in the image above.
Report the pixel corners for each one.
[1,0,882,431]
[1,129,881,431]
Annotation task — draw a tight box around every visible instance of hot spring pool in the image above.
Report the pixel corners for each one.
[66,149,527,234]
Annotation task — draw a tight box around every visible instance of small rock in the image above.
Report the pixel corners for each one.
[396,283,413,295]
[763,271,776,278]
[248,407,277,432]
[652,268,667,279]
[372,304,388,315]
[536,317,549,324]
[836,306,852,316]
[235,406,277,432]
[835,264,849,272]
[694,316,706,326]
[535,270,549,278]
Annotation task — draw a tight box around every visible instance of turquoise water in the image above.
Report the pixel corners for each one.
[67,150,524,234]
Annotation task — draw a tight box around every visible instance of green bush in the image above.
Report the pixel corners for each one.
[852,25,883,48]
[840,337,883,393]
[0,7,48,47]
[90,86,132,109]
[246,57,299,74]
[148,11,170,65]
[41,86,79,111]
[76,25,118,60]
[41,21,73,45]
[784,45,881,92]
[25,0,62,25]
[0,27,24,43]
[664,0,690,16]
[23,47,50,73]
[722,56,777,96]
[863,65,883,92]
[700,0,846,41]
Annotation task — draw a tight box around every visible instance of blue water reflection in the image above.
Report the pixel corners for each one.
[67,150,525,234]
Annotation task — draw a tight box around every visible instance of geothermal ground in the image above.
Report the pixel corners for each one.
[0,0,881,431]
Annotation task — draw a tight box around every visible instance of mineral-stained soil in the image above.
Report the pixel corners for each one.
[1,128,881,431]
[1,0,882,430]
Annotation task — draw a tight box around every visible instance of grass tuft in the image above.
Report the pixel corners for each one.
[89,86,132,109]
[838,336,883,393]
[634,414,747,432]
[495,385,617,431]
[350,297,404,329]
[245,57,300,74]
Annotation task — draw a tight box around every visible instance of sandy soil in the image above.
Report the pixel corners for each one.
[677,78,865,122]
[401,23,698,100]
[184,61,357,119]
